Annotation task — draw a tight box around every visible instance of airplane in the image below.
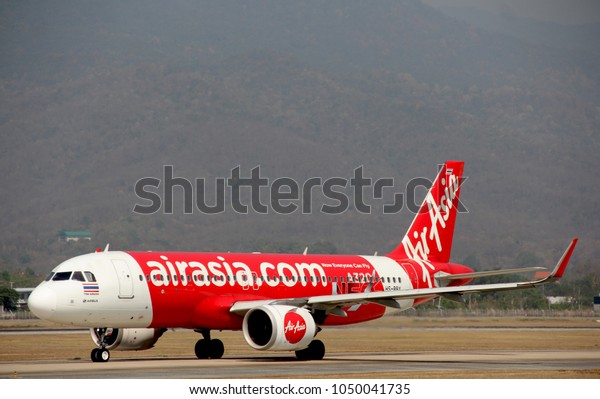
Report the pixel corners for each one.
[27,160,578,362]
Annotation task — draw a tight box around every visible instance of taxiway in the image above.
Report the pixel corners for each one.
[2,349,600,378]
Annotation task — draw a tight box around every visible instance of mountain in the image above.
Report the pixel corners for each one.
[435,5,600,56]
[0,0,598,279]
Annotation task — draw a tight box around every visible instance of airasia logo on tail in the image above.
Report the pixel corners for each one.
[283,311,307,344]
[401,167,462,261]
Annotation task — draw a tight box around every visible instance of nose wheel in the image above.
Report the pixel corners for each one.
[91,328,111,363]
[91,347,110,362]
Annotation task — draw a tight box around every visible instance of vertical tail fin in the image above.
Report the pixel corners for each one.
[388,160,465,262]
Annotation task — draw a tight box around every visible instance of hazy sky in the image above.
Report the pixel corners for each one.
[422,0,600,25]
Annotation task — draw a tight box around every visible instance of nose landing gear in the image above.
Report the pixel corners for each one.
[91,328,111,363]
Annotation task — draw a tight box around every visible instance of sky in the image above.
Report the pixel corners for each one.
[422,0,600,25]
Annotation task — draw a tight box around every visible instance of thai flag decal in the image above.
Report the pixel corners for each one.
[83,283,99,295]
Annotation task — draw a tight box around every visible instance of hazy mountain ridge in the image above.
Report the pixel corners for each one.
[436,5,600,56]
[3,1,599,92]
[0,1,598,279]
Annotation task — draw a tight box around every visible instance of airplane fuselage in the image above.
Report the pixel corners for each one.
[32,250,473,329]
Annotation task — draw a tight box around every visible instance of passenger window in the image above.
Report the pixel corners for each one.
[71,271,85,281]
[84,272,97,282]
[52,272,72,281]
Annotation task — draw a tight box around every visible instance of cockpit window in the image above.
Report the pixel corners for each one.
[52,271,72,281]
[44,272,55,281]
[84,271,96,282]
[71,271,85,281]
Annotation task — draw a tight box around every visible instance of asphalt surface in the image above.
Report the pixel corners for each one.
[1,349,599,378]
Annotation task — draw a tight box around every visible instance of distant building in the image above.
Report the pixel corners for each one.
[594,296,600,312]
[58,230,92,242]
[546,296,574,305]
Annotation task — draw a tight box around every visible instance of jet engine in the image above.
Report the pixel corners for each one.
[242,305,317,351]
[90,328,165,351]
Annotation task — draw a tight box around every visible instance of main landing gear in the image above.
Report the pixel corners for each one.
[91,328,111,363]
[194,329,224,359]
[194,329,325,361]
[295,339,325,361]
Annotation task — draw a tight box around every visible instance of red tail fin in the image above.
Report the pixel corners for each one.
[388,160,465,262]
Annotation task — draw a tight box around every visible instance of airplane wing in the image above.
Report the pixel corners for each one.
[434,267,546,282]
[230,238,578,317]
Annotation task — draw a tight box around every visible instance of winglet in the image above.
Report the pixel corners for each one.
[534,238,578,284]
[549,238,578,280]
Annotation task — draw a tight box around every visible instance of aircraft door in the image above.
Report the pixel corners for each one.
[250,272,259,290]
[240,271,260,290]
[402,263,420,289]
[112,259,134,299]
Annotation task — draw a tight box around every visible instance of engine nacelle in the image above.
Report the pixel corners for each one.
[90,328,164,351]
[242,305,317,351]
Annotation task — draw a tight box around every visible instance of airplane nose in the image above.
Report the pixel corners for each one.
[28,285,57,321]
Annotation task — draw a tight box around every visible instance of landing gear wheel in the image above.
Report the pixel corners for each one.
[295,340,325,361]
[209,339,224,359]
[91,348,110,362]
[195,338,225,359]
[97,348,110,362]
[195,339,210,359]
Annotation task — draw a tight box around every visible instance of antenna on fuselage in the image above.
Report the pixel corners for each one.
[303,246,308,255]
[104,243,110,252]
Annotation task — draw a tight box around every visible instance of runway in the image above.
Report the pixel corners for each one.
[3,349,600,378]
[2,319,600,378]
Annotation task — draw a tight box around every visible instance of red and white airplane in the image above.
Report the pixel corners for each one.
[28,160,578,362]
